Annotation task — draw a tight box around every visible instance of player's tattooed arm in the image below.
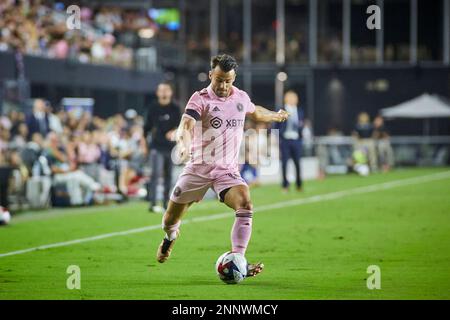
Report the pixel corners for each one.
[175,115,195,163]
[248,105,289,123]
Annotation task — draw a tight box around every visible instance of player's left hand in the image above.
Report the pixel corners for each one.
[274,110,289,122]
[166,129,176,141]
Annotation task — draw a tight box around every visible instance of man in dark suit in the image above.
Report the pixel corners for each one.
[144,82,181,212]
[26,98,50,139]
[275,90,304,192]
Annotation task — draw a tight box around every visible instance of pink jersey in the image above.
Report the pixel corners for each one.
[183,85,256,178]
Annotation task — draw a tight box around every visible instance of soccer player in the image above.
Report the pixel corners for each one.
[156,54,289,278]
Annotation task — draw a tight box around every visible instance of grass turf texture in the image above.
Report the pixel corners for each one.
[0,168,449,299]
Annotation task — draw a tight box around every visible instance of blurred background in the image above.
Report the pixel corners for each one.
[0,0,449,212]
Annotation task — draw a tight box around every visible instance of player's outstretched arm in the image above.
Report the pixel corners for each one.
[248,105,289,123]
[175,115,195,163]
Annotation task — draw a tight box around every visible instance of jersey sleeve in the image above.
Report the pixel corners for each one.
[184,91,203,121]
[243,91,256,114]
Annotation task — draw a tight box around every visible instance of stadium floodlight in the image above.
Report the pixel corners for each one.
[197,72,208,82]
[276,72,288,82]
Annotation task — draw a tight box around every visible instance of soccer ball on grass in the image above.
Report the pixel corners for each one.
[215,251,247,284]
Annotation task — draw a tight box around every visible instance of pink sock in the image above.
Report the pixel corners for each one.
[162,219,180,241]
[231,208,253,255]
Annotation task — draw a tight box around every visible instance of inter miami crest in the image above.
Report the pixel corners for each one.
[236,103,244,112]
[210,116,223,129]
[173,186,182,197]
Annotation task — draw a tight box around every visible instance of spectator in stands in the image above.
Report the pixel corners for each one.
[45,132,101,206]
[120,124,147,196]
[95,130,113,171]
[0,149,14,212]
[10,122,28,151]
[47,104,64,134]
[275,90,304,193]
[352,112,378,172]
[128,124,147,175]
[144,82,180,212]
[21,132,45,173]
[0,113,12,134]
[0,125,9,153]
[373,115,394,172]
[28,132,45,155]
[109,126,134,198]
[22,132,52,210]
[26,99,50,139]
[65,133,80,168]
[91,36,108,64]
[6,110,24,136]
[49,35,69,59]
[77,130,101,181]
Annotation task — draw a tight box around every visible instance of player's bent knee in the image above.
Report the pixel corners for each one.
[239,200,253,211]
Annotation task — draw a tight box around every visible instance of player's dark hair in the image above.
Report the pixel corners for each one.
[210,54,238,72]
[158,81,174,90]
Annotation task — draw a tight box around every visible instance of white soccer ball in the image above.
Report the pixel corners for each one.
[215,251,248,284]
[0,207,11,225]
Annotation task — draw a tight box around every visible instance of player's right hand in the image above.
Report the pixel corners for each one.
[275,110,289,122]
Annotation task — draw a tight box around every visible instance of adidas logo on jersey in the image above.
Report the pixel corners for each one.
[212,106,220,112]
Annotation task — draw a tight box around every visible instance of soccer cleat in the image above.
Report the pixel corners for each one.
[246,262,264,277]
[149,205,165,214]
[156,230,180,263]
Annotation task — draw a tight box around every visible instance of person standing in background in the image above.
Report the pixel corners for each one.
[144,82,181,213]
[373,115,394,172]
[275,90,304,193]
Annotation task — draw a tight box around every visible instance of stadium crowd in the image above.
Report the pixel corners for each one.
[0,0,394,71]
[0,0,168,69]
[0,98,148,210]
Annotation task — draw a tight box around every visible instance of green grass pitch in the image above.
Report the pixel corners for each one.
[0,168,449,299]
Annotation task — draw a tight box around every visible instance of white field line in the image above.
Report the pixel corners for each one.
[1,171,449,259]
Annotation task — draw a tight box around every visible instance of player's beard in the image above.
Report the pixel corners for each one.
[216,89,229,97]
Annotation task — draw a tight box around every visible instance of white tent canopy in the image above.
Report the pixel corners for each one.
[381,93,450,119]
